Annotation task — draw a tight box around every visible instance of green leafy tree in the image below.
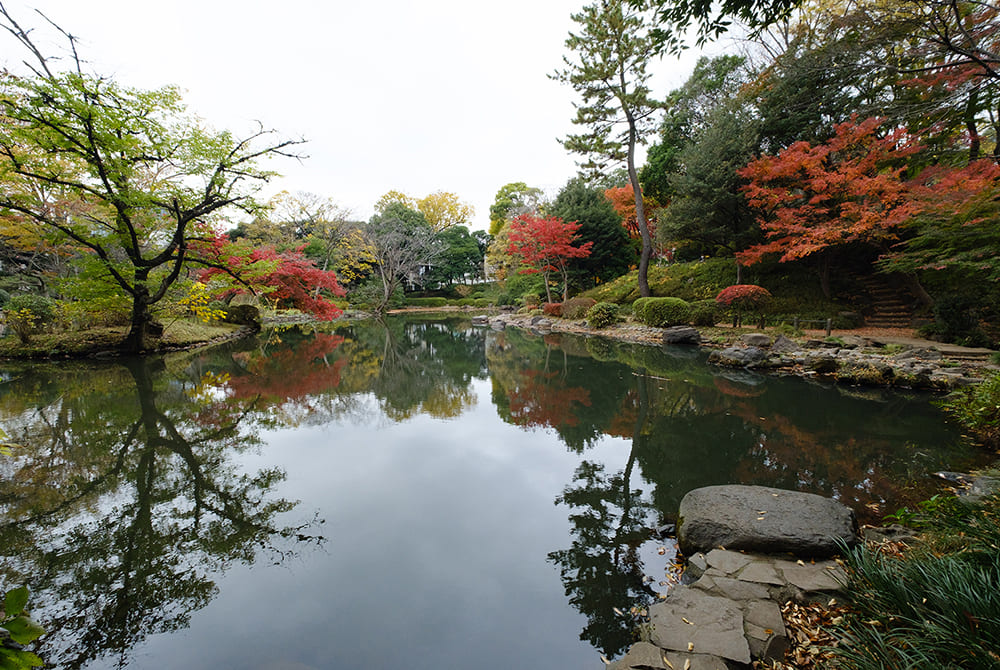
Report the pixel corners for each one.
[552,0,660,298]
[425,225,484,287]
[549,178,634,289]
[0,9,300,352]
[488,182,545,235]
[639,0,804,50]
[658,100,762,273]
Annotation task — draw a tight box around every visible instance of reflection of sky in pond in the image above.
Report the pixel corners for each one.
[113,378,627,670]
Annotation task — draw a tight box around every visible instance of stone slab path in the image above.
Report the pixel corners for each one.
[609,548,847,669]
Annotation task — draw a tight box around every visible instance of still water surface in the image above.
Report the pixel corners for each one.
[0,315,989,669]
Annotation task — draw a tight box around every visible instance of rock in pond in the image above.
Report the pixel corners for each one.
[662,326,702,345]
[677,485,858,557]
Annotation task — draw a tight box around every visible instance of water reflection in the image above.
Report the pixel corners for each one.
[486,327,988,658]
[0,354,324,669]
[0,317,988,668]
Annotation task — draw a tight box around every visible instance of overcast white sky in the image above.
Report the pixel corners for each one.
[3,0,707,230]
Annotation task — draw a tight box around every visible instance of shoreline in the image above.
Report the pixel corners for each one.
[482,311,998,391]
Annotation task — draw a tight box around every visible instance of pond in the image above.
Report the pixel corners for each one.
[0,314,990,669]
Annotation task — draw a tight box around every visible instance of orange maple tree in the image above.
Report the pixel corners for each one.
[737,116,1000,289]
[506,214,593,303]
[736,117,922,268]
[604,184,658,248]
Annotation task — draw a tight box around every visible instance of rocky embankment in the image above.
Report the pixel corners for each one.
[482,313,993,390]
[708,332,986,390]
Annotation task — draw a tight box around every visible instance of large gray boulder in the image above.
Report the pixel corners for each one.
[707,346,770,368]
[677,485,857,557]
[663,326,702,345]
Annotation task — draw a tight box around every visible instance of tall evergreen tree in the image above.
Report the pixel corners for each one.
[552,0,660,297]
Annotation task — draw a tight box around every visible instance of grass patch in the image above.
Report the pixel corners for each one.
[0,319,241,357]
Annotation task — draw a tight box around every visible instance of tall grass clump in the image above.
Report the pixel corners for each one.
[830,491,1000,669]
[939,372,1000,448]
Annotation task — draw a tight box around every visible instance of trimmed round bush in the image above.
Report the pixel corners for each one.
[690,299,718,327]
[562,297,597,319]
[632,297,655,323]
[636,297,691,327]
[542,302,562,317]
[586,302,619,329]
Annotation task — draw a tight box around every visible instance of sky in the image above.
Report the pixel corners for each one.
[3,0,708,230]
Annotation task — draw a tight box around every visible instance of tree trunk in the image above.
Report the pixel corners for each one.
[735,261,743,285]
[900,272,935,308]
[625,109,652,298]
[966,88,981,162]
[121,283,156,353]
[817,255,832,299]
[542,270,554,303]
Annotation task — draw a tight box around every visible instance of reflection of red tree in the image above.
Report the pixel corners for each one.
[507,369,592,429]
[725,402,913,524]
[712,377,765,399]
[227,334,347,404]
[607,390,639,439]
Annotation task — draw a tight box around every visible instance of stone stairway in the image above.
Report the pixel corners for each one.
[859,275,914,328]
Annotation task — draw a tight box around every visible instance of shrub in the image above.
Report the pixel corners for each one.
[562,297,597,319]
[4,294,57,344]
[586,302,619,329]
[690,299,717,327]
[542,302,562,317]
[0,289,9,309]
[831,492,1000,670]
[521,293,541,308]
[472,298,490,307]
[715,284,772,327]
[350,279,404,311]
[222,304,261,328]
[635,297,691,327]
[632,297,655,322]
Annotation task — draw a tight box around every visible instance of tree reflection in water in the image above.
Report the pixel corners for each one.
[0,355,324,669]
[487,327,989,659]
[0,318,988,667]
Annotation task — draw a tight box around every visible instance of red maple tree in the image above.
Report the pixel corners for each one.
[506,214,593,303]
[715,284,772,327]
[194,235,345,319]
[735,117,924,295]
[737,116,1000,291]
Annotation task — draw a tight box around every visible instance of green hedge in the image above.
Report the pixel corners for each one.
[633,297,691,327]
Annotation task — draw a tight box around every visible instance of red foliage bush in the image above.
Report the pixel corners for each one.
[715,284,772,308]
[543,302,562,317]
